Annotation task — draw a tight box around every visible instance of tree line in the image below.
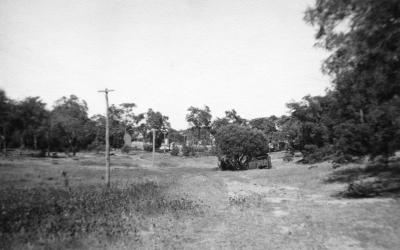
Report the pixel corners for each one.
[296,0,400,163]
[1,1,398,165]
[0,92,171,156]
[0,91,287,157]
[187,0,400,165]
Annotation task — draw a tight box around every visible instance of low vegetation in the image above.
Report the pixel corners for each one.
[1,152,399,249]
[0,181,202,249]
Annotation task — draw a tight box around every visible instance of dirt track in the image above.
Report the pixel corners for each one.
[131,152,400,250]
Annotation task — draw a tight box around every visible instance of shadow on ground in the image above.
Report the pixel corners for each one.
[326,158,400,198]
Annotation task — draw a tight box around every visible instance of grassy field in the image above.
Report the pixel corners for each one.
[1,151,400,249]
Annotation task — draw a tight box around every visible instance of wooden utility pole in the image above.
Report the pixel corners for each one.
[98,88,114,187]
[163,132,166,153]
[161,127,168,153]
[152,128,156,167]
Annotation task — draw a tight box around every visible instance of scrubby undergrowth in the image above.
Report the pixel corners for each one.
[0,182,203,249]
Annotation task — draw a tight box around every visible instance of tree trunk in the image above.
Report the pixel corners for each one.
[46,131,51,157]
[1,134,5,157]
[20,136,25,149]
[359,109,365,123]
[2,127,6,157]
[33,134,38,150]
[198,127,201,144]
[65,139,72,157]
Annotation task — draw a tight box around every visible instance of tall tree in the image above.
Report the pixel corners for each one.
[211,109,248,135]
[210,117,230,135]
[119,103,144,134]
[145,109,170,148]
[0,90,16,155]
[305,0,400,159]
[51,95,92,155]
[16,97,49,150]
[249,116,278,138]
[286,94,337,159]
[225,109,248,126]
[186,106,212,142]
[168,128,185,144]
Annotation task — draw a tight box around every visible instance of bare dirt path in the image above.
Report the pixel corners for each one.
[140,152,400,250]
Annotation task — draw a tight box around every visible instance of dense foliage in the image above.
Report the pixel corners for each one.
[50,95,94,155]
[186,106,212,143]
[300,0,400,162]
[215,124,269,170]
[144,109,170,149]
[0,91,173,155]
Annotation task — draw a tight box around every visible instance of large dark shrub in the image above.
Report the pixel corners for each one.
[301,144,334,163]
[87,140,104,153]
[214,124,269,170]
[170,144,180,156]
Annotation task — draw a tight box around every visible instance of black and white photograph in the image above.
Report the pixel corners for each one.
[1,0,399,249]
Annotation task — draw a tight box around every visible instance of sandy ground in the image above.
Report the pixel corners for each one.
[1,151,400,249]
[114,152,400,250]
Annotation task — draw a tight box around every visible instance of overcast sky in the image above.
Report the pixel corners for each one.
[0,0,330,129]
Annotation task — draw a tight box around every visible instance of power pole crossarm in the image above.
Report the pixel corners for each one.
[98,88,114,187]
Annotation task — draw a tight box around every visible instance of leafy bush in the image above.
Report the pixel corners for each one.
[214,124,268,170]
[182,144,195,157]
[0,183,202,249]
[170,144,180,156]
[87,140,104,153]
[300,144,334,163]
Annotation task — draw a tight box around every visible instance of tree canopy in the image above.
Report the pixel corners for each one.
[144,109,170,148]
[304,0,400,160]
[186,105,212,143]
[50,95,93,155]
[215,124,268,170]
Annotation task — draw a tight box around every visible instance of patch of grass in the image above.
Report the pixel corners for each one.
[0,182,203,249]
[79,159,104,166]
[228,193,267,209]
[229,195,248,206]
[157,161,175,167]
[117,162,140,168]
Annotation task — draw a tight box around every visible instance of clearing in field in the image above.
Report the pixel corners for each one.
[1,151,400,250]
